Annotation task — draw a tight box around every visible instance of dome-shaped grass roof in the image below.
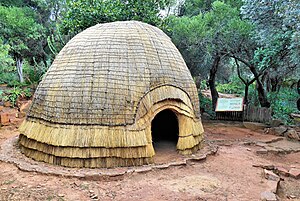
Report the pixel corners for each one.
[28,21,200,125]
[19,21,204,168]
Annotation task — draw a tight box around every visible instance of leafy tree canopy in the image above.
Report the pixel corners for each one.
[0,38,14,69]
[0,6,45,59]
[61,0,174,35]
[241,0,300,65]
[168,1,252,76]
[0,5,45,82]
[178,0,243,16]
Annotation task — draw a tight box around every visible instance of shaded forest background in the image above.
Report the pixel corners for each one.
[0,0,299,124]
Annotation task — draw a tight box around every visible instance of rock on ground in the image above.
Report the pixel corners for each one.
[243,122,268,131]
[261,191,277,201]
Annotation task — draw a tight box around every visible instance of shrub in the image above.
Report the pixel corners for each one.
[199,92,215,117]
[0,87,33,106]
[23,60,48,84]
[216,76,244,95]
[269,88,298,124]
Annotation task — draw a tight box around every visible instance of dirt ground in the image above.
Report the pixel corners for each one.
[0,120,300,201]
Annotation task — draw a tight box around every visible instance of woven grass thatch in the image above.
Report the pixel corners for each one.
[19,21,204,168]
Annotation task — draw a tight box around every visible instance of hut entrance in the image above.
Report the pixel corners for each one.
[151,109,179,149]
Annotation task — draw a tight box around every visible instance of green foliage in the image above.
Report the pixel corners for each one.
[199,92,214,116]
[0,87,32,106]
[247,84,260,106]
[0,38,16,84]
[200,80,208,90]
[0,5,46,82]
[241,0,299,70]
[61,0,173,35]
[4,87,23,106]
[47,24,70,56]
[179,0,214,16]
[179,0,243,16]
[0,38,14,68]
[0,87,21,106]
[268,88,298,124]
[0,60,48,87]
[168,1,253,76]
[22,88,32,98]
[216,77,245,95]
[23,60,49,84]
[0,6,45,57]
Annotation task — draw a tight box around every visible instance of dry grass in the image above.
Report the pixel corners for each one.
[19,21,204,168]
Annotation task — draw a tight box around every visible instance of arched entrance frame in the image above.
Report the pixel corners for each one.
[133,85,204,154]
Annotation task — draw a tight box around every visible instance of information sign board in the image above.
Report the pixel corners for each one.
[215,98,244,112]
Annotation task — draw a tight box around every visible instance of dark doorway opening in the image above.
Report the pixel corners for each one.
[151,109,179,145]
[151,109,182,164]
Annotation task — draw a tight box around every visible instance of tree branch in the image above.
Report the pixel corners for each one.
[235,58,247,85]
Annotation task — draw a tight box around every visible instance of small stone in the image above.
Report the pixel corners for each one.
[189,154,207,161]
[58,194,64,197]
[256,142,267,147]
[89,190,95,193]
[270,119,283,127]
[287,195,296,199]
[243,122,268,131]
[16,112,26,118]
[266,180,279,193]
[3,101,11,107]
[289,168,300,179]
[201,112,211,120]
[265,146,281,153]
[135,166,152,173]
[0,113,10,125]
[126,169,135,174]
[90,194,98,199]
[264,169,280,181]
[275,166,289,177]
[260,191,277,201]
[257,148,268,154]
[246,148,251,151]
[272,126,288,136]
[19,100,32,113]
[285,129,300,140]
[155,164,169,169]
[168,160,187,166]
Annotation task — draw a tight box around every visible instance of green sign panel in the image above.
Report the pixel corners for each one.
[215,98,244,112]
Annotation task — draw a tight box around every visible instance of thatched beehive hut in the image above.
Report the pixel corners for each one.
[19,21,204,168]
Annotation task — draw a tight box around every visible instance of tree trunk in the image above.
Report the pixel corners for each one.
[297,79,300,111]
[249,65,270,108]
[261,71,271,92]
[270,77,280,92]
[16,57,24,83]
[234,58,250,106]
[244,84,249,105]
[256,78,270,107]
[209,54,221,110]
